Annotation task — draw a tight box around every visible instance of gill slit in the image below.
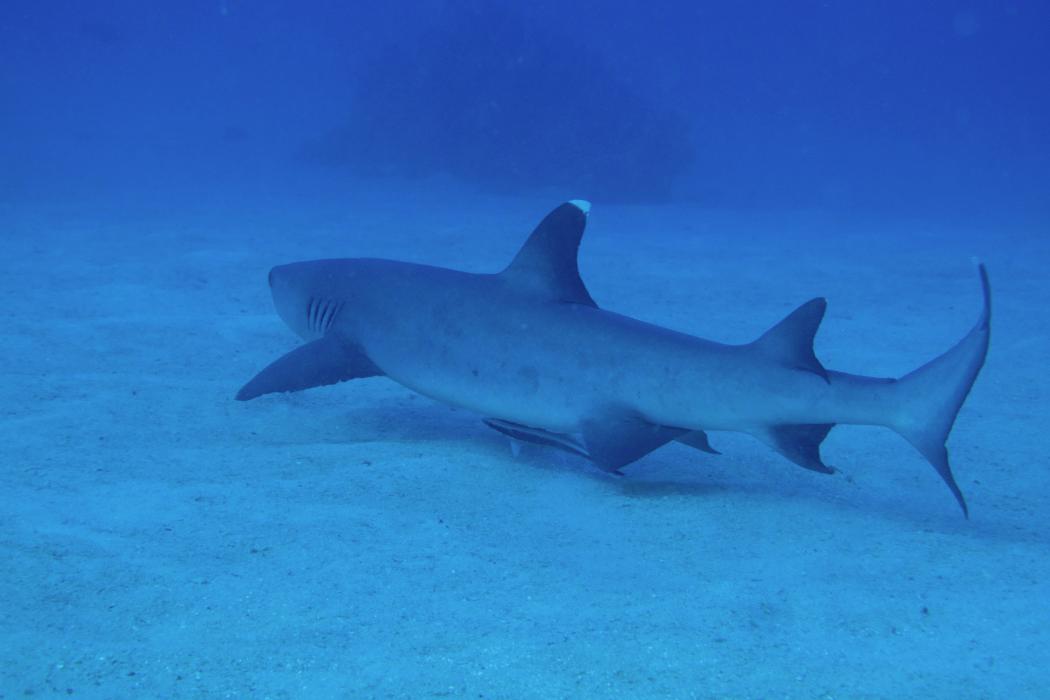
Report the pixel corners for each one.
[307,298,342,335]
[325,300,344,333]
[319,300,334,333]
[307,297,318,332]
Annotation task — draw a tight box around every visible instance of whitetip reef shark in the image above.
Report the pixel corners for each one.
[237,201,990,516]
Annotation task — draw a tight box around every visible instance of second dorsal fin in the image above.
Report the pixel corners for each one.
[499,200,597,307]
[751,298,829,382]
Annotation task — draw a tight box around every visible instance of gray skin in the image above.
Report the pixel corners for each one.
[238,201,991,516]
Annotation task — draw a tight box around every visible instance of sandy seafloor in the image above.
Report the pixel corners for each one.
[2,179,1048,699]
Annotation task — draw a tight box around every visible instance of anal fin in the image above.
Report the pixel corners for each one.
[236,336,381,401]
[676,430,721,455]
[752,423,836,474]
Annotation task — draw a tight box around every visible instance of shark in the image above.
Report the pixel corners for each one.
[237,201,991,516]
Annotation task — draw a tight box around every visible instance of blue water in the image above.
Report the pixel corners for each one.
[2,2,1048,698]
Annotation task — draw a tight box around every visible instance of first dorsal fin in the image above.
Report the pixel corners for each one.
[499,200,597,307]
[751,298,829,382]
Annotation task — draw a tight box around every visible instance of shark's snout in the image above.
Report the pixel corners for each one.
[265,264,305,337]
[265,261,349,341]
[268,263,294,290]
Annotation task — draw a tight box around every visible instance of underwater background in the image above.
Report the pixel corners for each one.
[2,1,1048,697]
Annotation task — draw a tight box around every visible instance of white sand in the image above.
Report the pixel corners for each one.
[2,181,1047,698]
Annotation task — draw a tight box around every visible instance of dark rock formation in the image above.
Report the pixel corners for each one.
[318,4,694,202]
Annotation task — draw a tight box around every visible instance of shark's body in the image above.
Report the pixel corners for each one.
[238,201,991,515]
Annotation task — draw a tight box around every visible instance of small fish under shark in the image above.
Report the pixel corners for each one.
[237,201,990,516]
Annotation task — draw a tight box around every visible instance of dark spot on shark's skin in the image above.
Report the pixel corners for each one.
[221,125,247,142]
[443,321,465,340]
[517,365,540,392]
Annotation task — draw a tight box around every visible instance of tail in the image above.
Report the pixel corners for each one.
[891,264,991,517]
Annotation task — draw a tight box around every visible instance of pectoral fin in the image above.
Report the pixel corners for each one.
[236,336,382,401]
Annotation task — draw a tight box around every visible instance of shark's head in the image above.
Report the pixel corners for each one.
[268,260,352,341]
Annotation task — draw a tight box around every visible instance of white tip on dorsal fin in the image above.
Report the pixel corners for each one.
[500,201,598,307]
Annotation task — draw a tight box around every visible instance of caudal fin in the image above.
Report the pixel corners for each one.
[891,264,991,517]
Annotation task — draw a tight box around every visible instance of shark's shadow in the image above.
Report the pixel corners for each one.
[308,397,1040,545]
